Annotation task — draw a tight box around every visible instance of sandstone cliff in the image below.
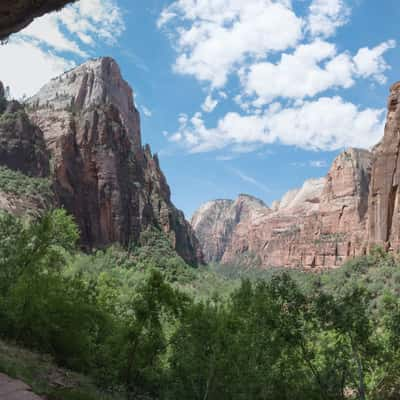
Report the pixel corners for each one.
[191,195,269,262]
[193,148,373,269]
[0,58,202,265]
[369,82,400,253]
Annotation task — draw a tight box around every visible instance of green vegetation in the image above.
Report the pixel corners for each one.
[1,210,400,399]
[0,166,53,202]
[0,108,25,124]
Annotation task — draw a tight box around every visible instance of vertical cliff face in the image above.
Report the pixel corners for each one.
[22,57,202,265]
[193,149,373,269]
[191,195,269,263]
[369,82,400,252]
[0,81,50,177]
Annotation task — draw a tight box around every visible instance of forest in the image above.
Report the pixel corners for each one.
[1,209,400,400]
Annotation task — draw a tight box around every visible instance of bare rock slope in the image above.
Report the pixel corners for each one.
[191,195,269,262]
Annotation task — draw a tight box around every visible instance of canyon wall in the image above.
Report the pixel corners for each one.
[191,195,269,263]
[369,82,400,253]
[194,84,400,269]
[193,147,375,269]
[0,58,202,265]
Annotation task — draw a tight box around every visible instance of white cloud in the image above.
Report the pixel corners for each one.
[21,14,87,56]
[354,40,396,84]
[308,0,350,38]
[159,0,395,155]
[170,96,385,152]
[60,0,124,46]
[21,0,124,54]
[0,0,124,98]
[241,39,395,105]
[159,0,395,98]
[201,94,218,113]
[242,40,353,105]
[159,0,303,87]
[0,40,75,99]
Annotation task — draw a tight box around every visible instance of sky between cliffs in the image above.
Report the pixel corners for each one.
[0,0,399,216]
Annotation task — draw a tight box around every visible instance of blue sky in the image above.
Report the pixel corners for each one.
[0,0,399,217]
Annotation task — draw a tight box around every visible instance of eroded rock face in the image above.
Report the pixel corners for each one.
[0,81,50,177]
[369,82,400,252]
[193,149,373,269]
[0,0,75,41]
[23,58,201,265]
[191,195,269,263]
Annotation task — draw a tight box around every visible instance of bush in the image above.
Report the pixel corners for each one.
[0,166,53,203]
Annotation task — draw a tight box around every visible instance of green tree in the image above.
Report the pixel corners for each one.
[112,270,187,399]
[313,286,378,400]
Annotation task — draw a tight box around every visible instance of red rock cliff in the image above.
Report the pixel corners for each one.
[369,82,400,252]
[193,148,372,269]
[24,57,202,265]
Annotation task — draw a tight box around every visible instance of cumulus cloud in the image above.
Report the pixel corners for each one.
[242,40,353,105]
[308,0,351,38]
[159,0,303,87]
[170,97,385,152]
[353,40,396,84]
[0,0,125,99]
[242,39,395,106]
[159,0,395,154]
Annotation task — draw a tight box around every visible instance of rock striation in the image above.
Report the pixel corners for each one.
[191,195,269,263]
[193,148,373,269]
[369,82,400,253]
[0,58,202,265]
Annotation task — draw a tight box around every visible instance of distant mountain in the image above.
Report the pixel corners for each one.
[192,194,270,263]
[192,146,375,269]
